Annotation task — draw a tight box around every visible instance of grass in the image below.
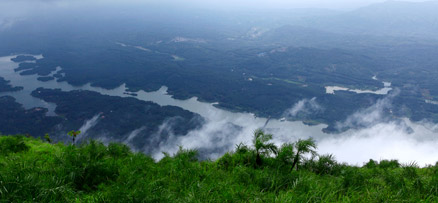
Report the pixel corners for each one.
[1,134,438,202]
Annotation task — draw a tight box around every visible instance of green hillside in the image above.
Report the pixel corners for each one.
[1,134,438,202]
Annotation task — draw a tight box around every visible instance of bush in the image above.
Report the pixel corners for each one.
[0,135,29,154]
[342,168,366,189]
[54,141,119,192]
[379,160,400,169]
[217,144,257,169]
[174,147,199,162]
[364,159,378,168]
[108,142,132,158]
[313,154,339,175]
[3,135,438,202]
[276,143,294,168]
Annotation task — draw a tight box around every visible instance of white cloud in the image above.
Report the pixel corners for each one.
[336,89,400,130]
[284,97,323,118]
[319,119,438,166]
[148,90,438,167]
[77,114,101,142]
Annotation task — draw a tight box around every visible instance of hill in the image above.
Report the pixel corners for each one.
[307,1,438,39]
[1,134,438,202]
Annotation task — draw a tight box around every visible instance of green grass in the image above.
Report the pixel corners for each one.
[1,134,438,202]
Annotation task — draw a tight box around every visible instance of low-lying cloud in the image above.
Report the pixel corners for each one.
[148,90,438,166]
[318,119,438,166]
[284,97,323,118]
[336,89,400,131]
[77,114,101,142]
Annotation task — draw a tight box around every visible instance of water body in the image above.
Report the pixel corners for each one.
[425,99,438,105]
[2,55,438,166]
[0,55,57,116]
[115,42,182,60]
[325,80,392,95]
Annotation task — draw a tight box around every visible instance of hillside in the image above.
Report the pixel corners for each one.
[1,134,438,202]
[307,1,438,39]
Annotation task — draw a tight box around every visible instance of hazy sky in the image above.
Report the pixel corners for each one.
[0,0,434,10]
[174,0,431,10]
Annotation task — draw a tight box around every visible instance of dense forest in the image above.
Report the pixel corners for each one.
[0,77,22,92]
[1,133,438,202]
[0,88,202,152]
[31,88,203,151]
[0,96,61,136]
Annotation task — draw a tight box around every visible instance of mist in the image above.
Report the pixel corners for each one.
[76,114,101,142]
[284,97,323,118]
[148,91,438,166]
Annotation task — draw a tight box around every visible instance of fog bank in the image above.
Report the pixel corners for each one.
[150,91,438,166]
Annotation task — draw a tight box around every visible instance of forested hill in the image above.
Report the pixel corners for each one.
[1,134,438,202]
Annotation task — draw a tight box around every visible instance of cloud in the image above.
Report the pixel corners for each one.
[123,126,146,149]
[0,19,18,30]
[318,119,438,166]
[335,89,400,131]
[146,88,438,167]
[284,97,323,118]
[77,114,101,142]
[151,119,244,160]
[317,89,438,166]
[147,96,327,160]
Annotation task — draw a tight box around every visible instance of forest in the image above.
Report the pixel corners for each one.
[3,27,438,132]
[0,77,22,92]
[0,96,61,136]
[0,87,202,150]
[1,132,438,202]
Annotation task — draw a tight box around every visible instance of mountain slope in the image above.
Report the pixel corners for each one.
[307,1,438,39]
[1,135,438,202]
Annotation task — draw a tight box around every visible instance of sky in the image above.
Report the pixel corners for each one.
[0,0,434,26]
[172,0,431,10]
[0,0,434,10]
[0,0,434,27]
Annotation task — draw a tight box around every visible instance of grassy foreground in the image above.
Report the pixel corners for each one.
[1,134,438,202]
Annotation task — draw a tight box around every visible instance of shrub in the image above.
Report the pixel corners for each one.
[364,159,378,168]
[174,146,199,162]
[314,154,338,175]
[54,141,119,192]
[276,143,294,168]
[0,135,29,154]
[108,142,131,158]
[342,168,366,189]
[379,159,400,169]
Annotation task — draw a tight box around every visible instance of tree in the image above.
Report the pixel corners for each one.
[67,130,81,143]
[252,129,277,166]
[291,138,317,171]
[277,143,295,166]
[44,133,52,143]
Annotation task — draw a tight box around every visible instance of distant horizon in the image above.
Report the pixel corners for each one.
[1,0,437,13]
[167,0,437,10]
